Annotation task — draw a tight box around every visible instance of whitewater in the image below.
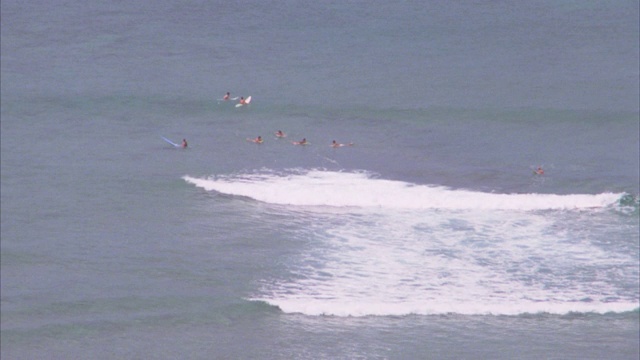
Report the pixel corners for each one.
[183,170,623,210]
[184,170,638,317]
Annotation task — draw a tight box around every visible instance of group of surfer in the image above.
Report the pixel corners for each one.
[222,92,354,148]
[247,131,353,147]
[222,92,248,105]
[215,92,544,172]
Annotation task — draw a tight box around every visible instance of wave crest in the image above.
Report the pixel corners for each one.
[183,170,624,211]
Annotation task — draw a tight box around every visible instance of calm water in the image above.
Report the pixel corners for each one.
[2,1,639,359]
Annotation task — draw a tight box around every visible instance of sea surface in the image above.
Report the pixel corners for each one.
[2,1,639,359]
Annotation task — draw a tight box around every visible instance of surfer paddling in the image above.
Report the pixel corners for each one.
[275,130,286,138]
[534,167,544,175]
[182,139,188,148]
[292,138,308,145]
[247,136,263,144]
[235,96,251,107]
[223,92,231,100]
[331,140,354,148]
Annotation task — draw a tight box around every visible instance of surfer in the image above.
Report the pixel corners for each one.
[223,92,230,100]
[247,136,263,144]
[293,138,307,145]
[275,130,286,138]
[331,140,353,148]
[239,97,246,105]
[182,139,188,148]
[534,167,544,175]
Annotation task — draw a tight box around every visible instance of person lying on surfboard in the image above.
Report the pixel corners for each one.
[223,92,230,100]
[292,138,308,145]
[247,136,263,144]
[534,167,544,175]
[182,139,188,148]
[275,130,286,138]
[331,140,354,148]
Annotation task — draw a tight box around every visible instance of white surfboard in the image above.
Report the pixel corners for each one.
[235,96,252,107]
[161,136,180,147]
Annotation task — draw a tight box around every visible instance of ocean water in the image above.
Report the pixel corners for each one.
[1,1,639,359]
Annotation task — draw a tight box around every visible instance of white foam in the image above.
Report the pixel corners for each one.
[184,170,637,317]
[183,170,622,211]
[251,209,637,316]
[254,298,640,317]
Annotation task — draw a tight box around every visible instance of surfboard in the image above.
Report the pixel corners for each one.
[218,97,239,101]
[161,136,180,147]
[235,96,252,107]
[332,142,354,147]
